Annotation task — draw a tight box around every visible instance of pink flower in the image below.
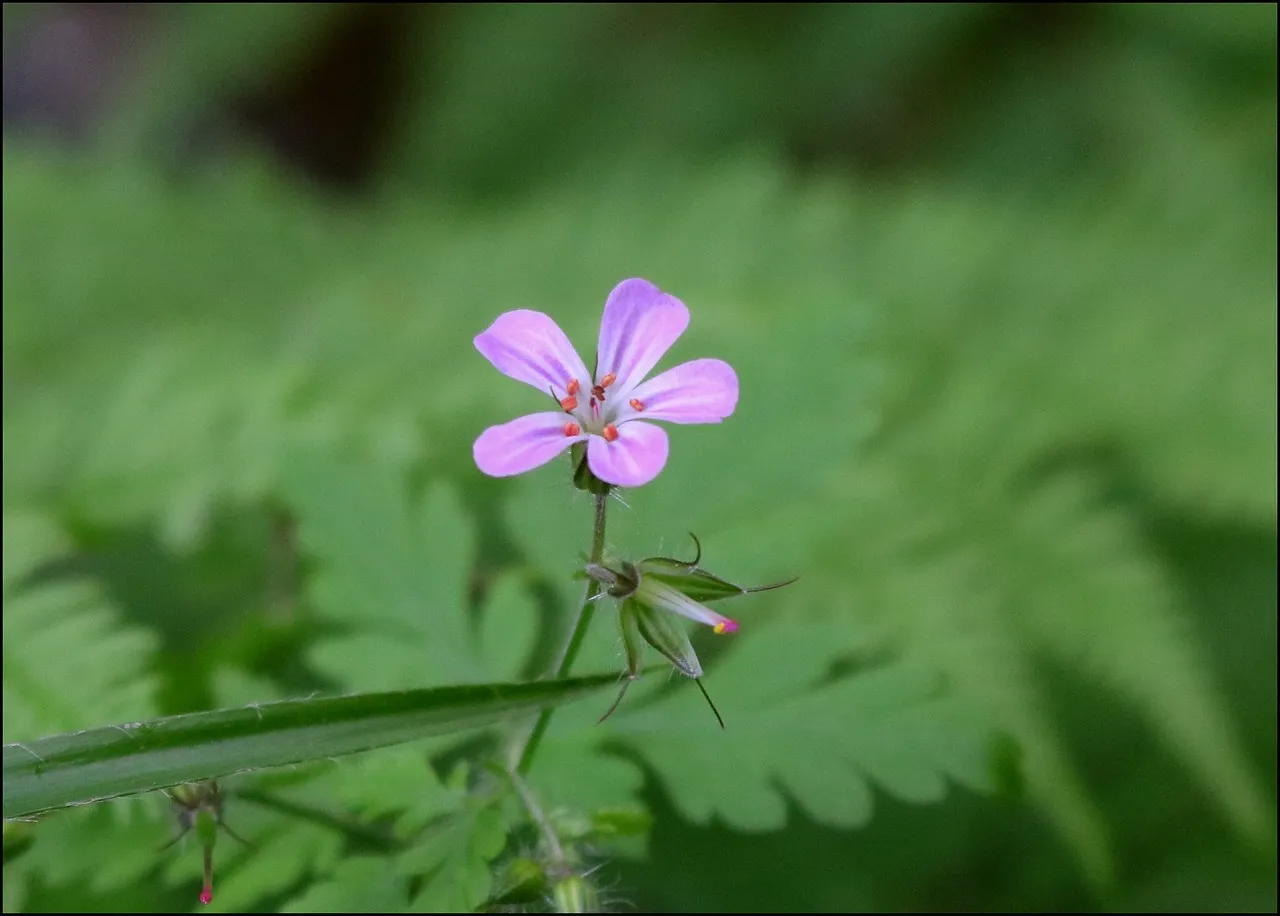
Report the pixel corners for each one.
[473,279,739,487]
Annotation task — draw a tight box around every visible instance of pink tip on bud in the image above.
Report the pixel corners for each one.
[201,842,215,905]
[713,618,738,634]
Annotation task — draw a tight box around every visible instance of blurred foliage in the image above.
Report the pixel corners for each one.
[2,2,1276,913]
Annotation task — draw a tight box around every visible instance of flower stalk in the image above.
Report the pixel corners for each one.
[514,492,609,776]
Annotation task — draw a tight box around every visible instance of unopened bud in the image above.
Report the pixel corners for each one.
[159,780,250,907]
[486,856,548,906]
[570,442,612,495]
[631,598,702,679]
[637,533,798,604]
[589,535,795,727]
[552,874,600,913]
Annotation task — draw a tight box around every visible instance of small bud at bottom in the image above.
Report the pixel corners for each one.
[552,875,600,913]
[570,441,613,495]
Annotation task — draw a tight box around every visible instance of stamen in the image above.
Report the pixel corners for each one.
[713,619,739,635]
[566,379,580,396]
[602,424,619,442]
[629,398,645,411]
[591,384,606,402]
[559,395,578,411]
[563,422,581,437]
[601,372,617,388]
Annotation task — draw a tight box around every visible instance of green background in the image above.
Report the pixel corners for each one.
[2,3,1275,912]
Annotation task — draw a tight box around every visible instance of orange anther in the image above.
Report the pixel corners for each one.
[602,424,619,442]
[566,379,580,396]
[563,422,581,437]
[629,398,645,411]
[600,373,617,388]
[560,395,578,411]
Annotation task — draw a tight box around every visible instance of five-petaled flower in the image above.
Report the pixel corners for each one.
[473,278,738,487]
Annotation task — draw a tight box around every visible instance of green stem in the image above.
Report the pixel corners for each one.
[508,769,566,868]
[233,788,400,853]
[514,493,608,775]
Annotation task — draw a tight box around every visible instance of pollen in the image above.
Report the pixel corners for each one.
[713,619,739,635]
[563,421,581,437]
[600,372,617,388]
[566,379,580,396]
[602,424,619,442]
[629,398,645,411]
[559,395,578,411]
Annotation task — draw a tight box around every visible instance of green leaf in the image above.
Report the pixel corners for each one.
[11,799,166,897]
[532,619,1000,833]
[400,804,510,913]
[281,450,537,691]
[2,512,159,744]
[804,398,1272,881]
[3,673,621,819]
[178,811,343,914]
[301,746,457,839]
[280,856,409,914]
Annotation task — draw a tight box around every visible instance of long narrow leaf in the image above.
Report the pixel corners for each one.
[3,674,620,819]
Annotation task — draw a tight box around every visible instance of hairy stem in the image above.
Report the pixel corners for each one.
[508,769,566,868]
[514,493,608,775]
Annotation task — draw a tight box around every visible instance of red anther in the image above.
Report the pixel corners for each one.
[600,372,617,388]
[563,422,582,437]
[629,398,645,411]
[566,379,580,396]
[602,424,619,442]
[560,395,578,411]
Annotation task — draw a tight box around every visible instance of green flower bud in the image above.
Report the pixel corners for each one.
[570,442,612,495]
[586,534,795,728]
[552,874,600,913]
[637,533,798,605]
[630,597,703,677]
[159,780,250,906]
[485,856,549,907]
[588,533,796,642]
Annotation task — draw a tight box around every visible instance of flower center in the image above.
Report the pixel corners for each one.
[558,373,626,437]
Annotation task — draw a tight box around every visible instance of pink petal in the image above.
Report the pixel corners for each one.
[595,279,690,395]
[622,358,738,425]
[475,310,591,396]
[474,412,585,477]
[586,421,669,487]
